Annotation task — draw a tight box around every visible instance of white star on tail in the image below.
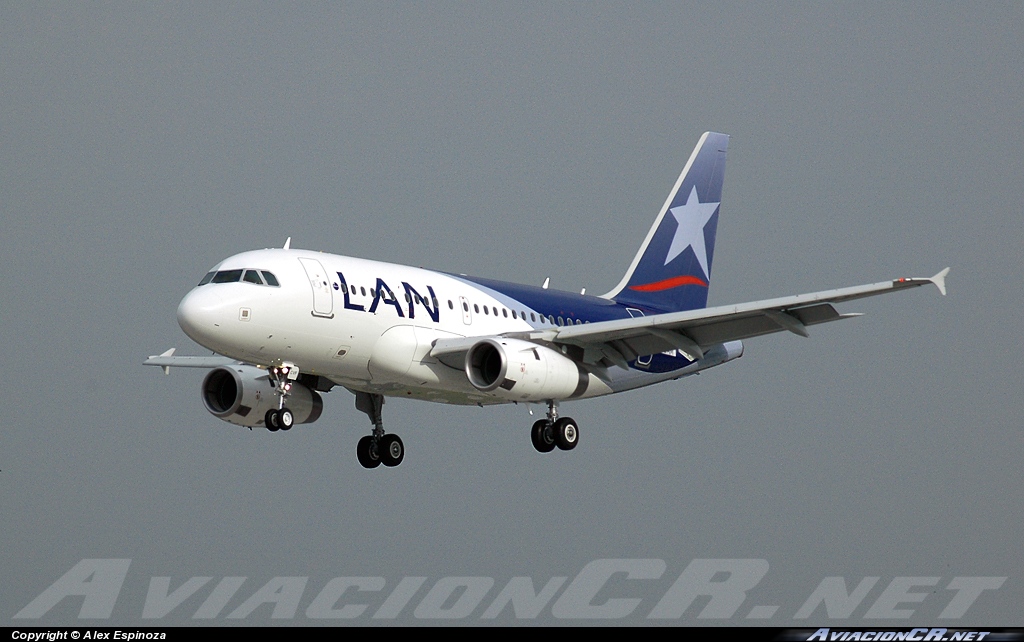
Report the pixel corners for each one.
[663,185,720,278]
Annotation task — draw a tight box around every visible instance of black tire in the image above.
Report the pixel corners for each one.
[265,409,280,432]
[531,420,556,453]
[278,407,294,431]
[380,434,405,467]
[554,417,579,451]
[357,435,382,469]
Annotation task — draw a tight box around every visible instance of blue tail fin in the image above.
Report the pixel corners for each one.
[602,132,728,312]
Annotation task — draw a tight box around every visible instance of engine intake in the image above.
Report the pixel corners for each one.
[465,338,588,401]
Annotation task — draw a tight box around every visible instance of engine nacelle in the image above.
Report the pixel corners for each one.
[465,338,588,401]
[201,365,323,427]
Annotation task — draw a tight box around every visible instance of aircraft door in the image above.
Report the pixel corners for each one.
[458,296,472,325]
[625,308,653,367]
[298,258,334,318]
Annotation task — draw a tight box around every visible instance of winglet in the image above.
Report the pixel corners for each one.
[155,348,176,375]
[930,267,950,296]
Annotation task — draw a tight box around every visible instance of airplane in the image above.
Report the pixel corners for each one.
[146,132,949,469]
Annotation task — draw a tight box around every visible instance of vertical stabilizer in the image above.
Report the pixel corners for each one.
[603,132,728,312]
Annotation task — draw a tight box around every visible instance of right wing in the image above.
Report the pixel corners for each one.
[431,268,949,370]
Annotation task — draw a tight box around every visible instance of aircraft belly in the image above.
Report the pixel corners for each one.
[367,325,471,389]
[588,341,744,396]
[368,325,417,381]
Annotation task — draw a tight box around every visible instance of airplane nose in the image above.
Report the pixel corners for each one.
[177,287,225,346]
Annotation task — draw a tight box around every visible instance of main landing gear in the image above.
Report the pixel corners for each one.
[264,365,296,432]
[530,400,579,453]
[354,391,404,469]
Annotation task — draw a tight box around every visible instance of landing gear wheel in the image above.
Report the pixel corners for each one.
[554,417,579,451]
[357,435,382,469]
[380,434,405,467]
[265,409,280,432]
[278,407,294,431]
[531,420,556,453]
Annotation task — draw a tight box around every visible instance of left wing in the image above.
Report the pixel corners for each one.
[432,268,949,369]
[144,348,239,374]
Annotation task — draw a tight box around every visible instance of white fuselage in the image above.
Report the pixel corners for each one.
[176,248,739,406]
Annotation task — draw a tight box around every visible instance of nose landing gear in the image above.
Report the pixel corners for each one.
[264,406,294,431]
[264,365,297,432]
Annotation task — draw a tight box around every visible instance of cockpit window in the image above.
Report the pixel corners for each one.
[211,269,243,283]
[243,270,264,285]
[202,268,279,286]
[261,271,280,287]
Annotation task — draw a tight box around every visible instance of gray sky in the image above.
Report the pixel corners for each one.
[2,2,1021,625]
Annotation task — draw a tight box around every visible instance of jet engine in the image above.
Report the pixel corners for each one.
[465,338,587,401]
[201,365,323,427]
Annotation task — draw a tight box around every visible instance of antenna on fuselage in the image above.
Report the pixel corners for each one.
[542,277,549,289]
[283,237,292,250]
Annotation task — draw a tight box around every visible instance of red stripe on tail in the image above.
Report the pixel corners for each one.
[628,275,708,292]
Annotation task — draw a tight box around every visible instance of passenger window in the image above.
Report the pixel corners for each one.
[483,306,489,315]
[243,270,264,285]
[511,310,517,319]
[212,269,243,283]
[474,304,480,313]
[530,313,536,322]
[261,271,280,287]
[448,300,454,310]
[502,309,508,318]
[198,272,215,286]
[463,301,469,312]
[361,287,367,296]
